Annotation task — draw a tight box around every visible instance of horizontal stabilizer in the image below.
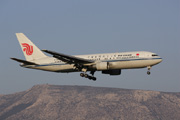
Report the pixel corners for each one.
[11,58,38,65]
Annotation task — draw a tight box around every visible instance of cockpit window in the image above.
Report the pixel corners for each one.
[152,54,158,56]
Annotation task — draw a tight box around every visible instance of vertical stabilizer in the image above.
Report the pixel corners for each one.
[16,33,47,61]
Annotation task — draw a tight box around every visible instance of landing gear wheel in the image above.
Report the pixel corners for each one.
[92,77,96,81]
[147,66,151,75]
[84,74,89,78]
[80,70,97,81]
[88,76,93,80]
[88,76,96,81]
[80,73,85,77]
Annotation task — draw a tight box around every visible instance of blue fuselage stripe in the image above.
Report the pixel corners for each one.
[28,57,162,67]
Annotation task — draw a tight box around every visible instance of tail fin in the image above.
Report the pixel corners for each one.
[16,33,47,61]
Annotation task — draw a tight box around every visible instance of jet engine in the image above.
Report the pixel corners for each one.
[102,69,121,75]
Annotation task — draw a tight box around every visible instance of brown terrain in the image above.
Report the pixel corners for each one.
[0,84,180,120]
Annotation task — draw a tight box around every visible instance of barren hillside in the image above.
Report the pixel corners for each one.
[0,84,180,120]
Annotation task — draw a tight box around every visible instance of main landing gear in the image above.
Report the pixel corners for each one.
[147,66,151,75]
[80,71,96,81]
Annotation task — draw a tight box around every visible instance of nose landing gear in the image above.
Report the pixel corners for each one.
[147,66,151,75]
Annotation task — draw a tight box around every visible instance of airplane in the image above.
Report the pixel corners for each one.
[11,33,162,81]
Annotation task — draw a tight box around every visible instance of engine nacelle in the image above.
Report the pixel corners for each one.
[102,69,121,75]
[96,62,109,70]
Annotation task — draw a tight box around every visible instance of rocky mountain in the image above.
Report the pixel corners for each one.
[0,84,180,120]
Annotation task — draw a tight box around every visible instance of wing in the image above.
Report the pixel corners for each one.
[42,50,94,64]
[11,58,38,65]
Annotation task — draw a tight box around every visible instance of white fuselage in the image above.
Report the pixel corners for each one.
[22,51,162,73]
[12,33,163,80]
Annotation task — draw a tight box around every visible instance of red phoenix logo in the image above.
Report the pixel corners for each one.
[21,43,33,56]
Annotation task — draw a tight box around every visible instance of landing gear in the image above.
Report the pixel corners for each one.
[84,74,89,78]
[80,71,96,81]
[147,66,151,75]
[80,73,85,77]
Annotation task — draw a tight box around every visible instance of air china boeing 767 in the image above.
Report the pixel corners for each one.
[11,33,162,81]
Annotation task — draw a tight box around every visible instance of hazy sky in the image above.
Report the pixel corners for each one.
[0,0,180,94]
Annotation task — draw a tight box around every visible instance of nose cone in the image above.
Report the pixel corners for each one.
[157,57,163,64]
